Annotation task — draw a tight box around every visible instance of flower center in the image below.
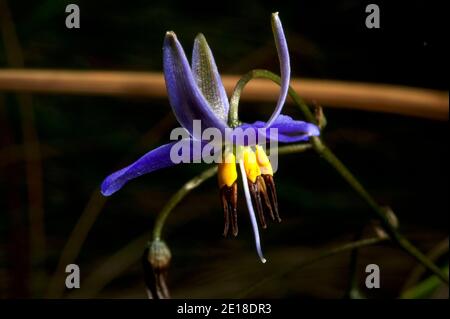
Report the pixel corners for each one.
[217,145,281,262]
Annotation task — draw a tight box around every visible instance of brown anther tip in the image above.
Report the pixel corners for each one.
[248,178,267,229]
[257,176,275,222]
[220,182,238,239]
[262,174,280,223]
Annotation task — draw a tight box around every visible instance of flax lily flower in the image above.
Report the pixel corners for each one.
[101,13,319,263]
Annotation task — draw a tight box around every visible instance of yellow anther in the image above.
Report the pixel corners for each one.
[243,148,261,183]
[218,152,238,188]
[255,145,273,176]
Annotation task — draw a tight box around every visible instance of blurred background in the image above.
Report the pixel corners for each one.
[0,0,448,298]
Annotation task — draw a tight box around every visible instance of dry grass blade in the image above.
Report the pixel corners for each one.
[0,69,447,120]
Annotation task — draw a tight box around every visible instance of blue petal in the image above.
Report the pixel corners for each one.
[239,114,320,143]
[265,12,291,128]
[101,142,179,196]
[163,32,228,138]
[101,139,213,196]
[192,33,229,123]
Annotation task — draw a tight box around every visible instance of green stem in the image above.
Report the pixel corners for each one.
[229,69,316,126]
[152,166,217,241]
[276,143,312,155]
[230,69,448,284]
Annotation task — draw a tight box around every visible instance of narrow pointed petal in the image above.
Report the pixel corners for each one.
[192,34,229,123]
[239,114,320,143]
[101,139,206,196]
[163,32,228,137]
[238,161,267,263]
[265,12,291,128]
[101,142,179,196]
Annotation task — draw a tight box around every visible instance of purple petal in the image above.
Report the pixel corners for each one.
[101,138,210,196]
[101,142,179,196]
[163,32,228,138]
[192,33,229,123]
[239,114,320,143]
[265,12,291,128]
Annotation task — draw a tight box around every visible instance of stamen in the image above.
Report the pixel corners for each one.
[262,174,281,222]
[219,182,238,236]
[257,176,275,221]
[218,153,238,237]
[255,145,280,222]
[220,187,230,236]
[255,145,273,176]
[243,147,261,183]
[243,147,273,228]
[248,179,267,229]
[238,161,267,263]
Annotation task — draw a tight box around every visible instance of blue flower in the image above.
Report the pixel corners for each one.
[101,13,319,262]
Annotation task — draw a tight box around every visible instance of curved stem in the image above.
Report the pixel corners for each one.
[152,166,217,241]
[229,69,316,126]
[230,69,448,284]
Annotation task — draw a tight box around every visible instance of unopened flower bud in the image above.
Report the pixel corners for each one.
[314,101,327,130]
[149,239,172,271]
[143,240,171,299]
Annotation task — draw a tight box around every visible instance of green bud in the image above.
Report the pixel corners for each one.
[314,102,327,130]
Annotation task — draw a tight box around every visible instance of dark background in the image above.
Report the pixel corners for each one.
[0,0,448,298]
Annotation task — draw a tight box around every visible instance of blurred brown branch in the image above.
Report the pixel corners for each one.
[0,69,447,120]
[1,0,46,296]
